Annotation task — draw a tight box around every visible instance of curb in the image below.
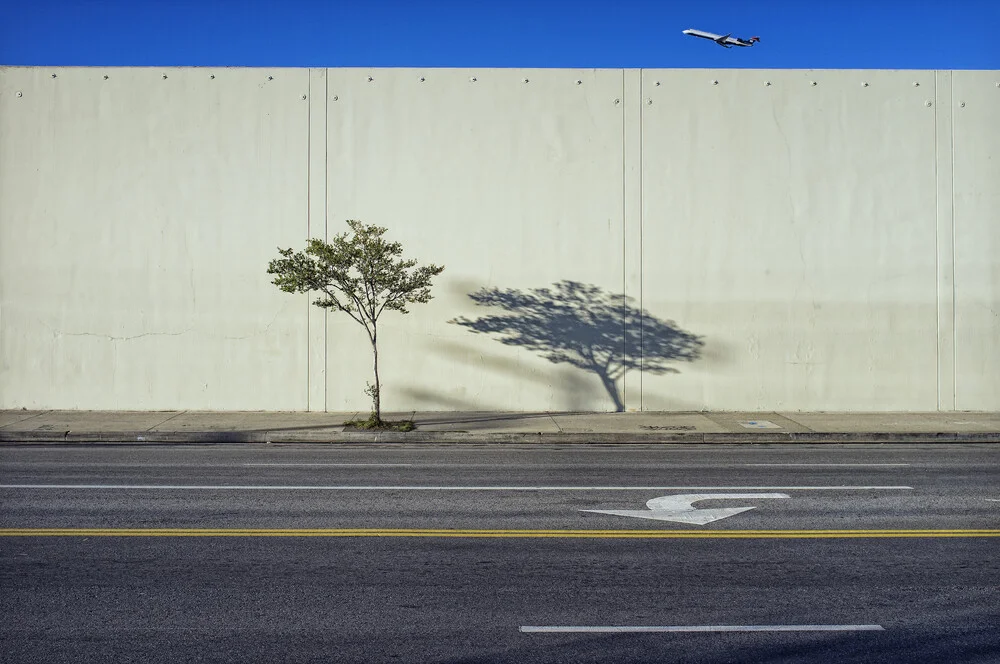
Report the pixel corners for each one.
[1,430,998,445]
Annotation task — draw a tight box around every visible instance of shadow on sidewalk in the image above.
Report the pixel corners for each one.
[232,412,576,434]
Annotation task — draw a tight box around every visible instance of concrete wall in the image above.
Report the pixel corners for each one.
[1,66,997,412]
[0,67,311,410]
[641,69,941,411]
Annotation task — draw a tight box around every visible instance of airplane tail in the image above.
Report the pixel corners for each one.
[749,36,761,43]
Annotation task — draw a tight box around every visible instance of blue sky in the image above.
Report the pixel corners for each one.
[2,0,998,70]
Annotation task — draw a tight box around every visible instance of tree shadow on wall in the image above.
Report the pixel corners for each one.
[449,281,704,412]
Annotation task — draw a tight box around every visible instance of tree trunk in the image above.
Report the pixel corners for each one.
[371,334,381,424]
[599,370,624,413]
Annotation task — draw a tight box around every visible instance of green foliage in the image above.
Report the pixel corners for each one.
[364,382,379,406]
[268,220,445,334]
[268,220,444,424]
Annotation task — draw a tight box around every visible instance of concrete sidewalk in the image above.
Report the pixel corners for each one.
[1,409,999,444]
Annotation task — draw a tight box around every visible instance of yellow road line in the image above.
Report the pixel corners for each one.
[1,528,999,539]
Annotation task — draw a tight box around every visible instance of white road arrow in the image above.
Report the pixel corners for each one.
[581,493,790,525]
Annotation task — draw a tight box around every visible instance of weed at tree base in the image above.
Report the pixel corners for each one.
[343,414,416,432]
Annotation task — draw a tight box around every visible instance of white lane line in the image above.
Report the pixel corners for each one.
[520,625,885,633]
[0,462,925,469]
[987,499,1000,502]
[242,463,414,467]
[744,464,910,467]
[0,485,913,491]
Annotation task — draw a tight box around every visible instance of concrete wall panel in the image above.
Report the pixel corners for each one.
[639,69,939,410]
[0,67,310,409]
[953,71,1000,410]
[325,68,627,412]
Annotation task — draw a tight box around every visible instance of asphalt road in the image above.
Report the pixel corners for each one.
[2,443,999,663]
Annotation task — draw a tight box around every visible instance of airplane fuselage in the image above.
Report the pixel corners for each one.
[683,29,759,48]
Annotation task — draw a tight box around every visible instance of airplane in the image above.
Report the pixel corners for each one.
[683,29,760,48]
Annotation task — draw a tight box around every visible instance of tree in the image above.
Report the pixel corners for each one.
[268,220,444,425]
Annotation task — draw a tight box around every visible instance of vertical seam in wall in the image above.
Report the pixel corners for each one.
[621,69,627,410]
[307,71,312,411]
[638,69,644,411]
[933,71,940,411]
[324,70,330,412]
[950,72,957,410]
